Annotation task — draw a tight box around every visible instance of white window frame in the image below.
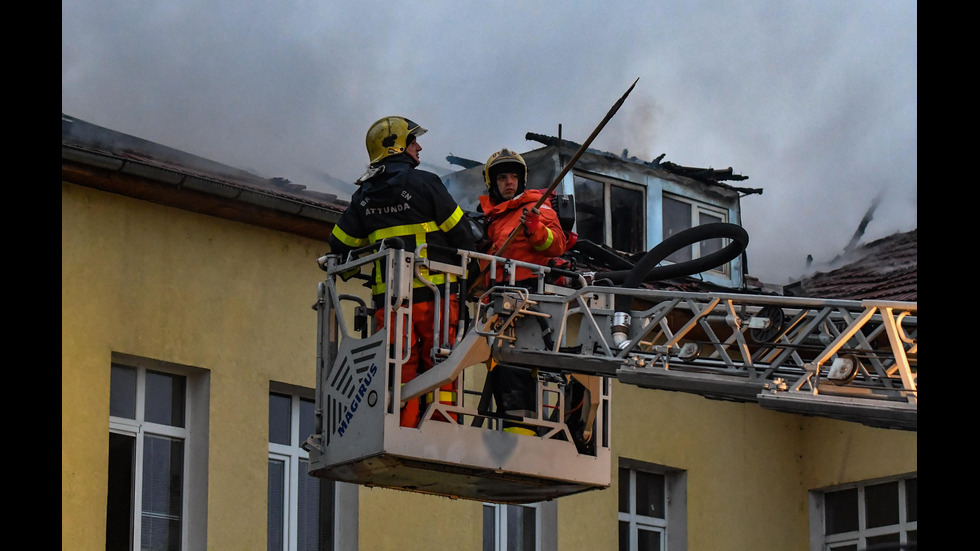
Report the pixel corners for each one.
[483,501,557,551]
[268,383,358,551]
[267,451,293,550]
[809,474,917,551]
[268,391,312,551]
[661,192,731,276]
[618,458,687,551]
[572,171,647,253]
[107,354,209,551]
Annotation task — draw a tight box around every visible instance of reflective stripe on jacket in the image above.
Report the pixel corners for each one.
[328,156,475,300]
[479,189,567,284]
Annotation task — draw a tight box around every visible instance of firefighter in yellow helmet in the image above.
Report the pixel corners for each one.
[364,116,427,166]
[480,147,567,282]
[328,116,477,428]
[478,147,568,435]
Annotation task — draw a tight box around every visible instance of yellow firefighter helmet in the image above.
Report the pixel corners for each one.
[484,147,528,203]
[365,116,427,164]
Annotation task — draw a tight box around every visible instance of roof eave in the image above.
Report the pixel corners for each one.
[62,144,342,241]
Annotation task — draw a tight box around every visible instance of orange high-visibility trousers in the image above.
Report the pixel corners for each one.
[375,296,459,427]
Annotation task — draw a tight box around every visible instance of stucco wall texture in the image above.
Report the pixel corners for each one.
[62,182,916,550]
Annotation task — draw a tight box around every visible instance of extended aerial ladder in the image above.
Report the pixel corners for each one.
[305,238,916,504]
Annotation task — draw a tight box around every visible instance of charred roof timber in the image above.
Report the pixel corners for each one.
[524,132,764,196]
[445,155,482,169]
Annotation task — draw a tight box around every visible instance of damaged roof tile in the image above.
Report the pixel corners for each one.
[785,229,917,301]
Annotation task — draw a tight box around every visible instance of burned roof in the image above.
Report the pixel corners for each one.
[448,132,764,197]
[784,229,917,301]
[524,132,763,196]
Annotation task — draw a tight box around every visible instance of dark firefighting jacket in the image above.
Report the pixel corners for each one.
[328,155,476,304]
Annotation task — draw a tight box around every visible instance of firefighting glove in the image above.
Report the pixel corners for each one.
[521,208,541,237]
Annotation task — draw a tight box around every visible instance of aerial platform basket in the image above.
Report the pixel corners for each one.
[305,245,611,504]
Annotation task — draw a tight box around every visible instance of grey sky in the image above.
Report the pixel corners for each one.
[62,1,916,284]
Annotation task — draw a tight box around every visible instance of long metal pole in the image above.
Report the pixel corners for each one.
[488,77,639,260]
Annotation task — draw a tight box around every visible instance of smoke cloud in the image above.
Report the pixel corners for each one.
[62,1,916,284]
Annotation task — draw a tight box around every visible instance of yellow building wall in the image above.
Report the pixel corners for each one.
[799,416,917,491]
[63,181,326,549]
[558,381,917,550]
[358,489,483,548]
[63,180,915,550]
[62,181,489,550]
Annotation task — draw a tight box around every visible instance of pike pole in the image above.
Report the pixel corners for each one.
[473,78,639,285]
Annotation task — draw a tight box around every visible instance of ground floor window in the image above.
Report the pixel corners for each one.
[107,355,209,551]
[810,474,917,550]
[618,458,687,551]
[268,388,335,551]
[483,501,557,551]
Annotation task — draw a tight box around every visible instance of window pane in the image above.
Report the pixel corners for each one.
[618,521,629,551]
[905,478,917,522]
[297,459,320,551]
[698,211,725,257]
[142,435,184,551]
[505,506,520,550]
[573,176,605,245]
[610,185,644,254]
[866,533,900,547]
[635,471,665,519]
[269,394,291,445]
[637,527,661,551]
[145,370,186,428]
[268,459,285,551]
[865,481,899,528]
[663,196,692,263]
[483,505,496,551]
[142,436,184,517]
[110,364,137,419]
[618,467,630,513]
[107,432,136,551]
[825,488,858,534]
[141,513,181,551]
[505,505,535,551]
[300,398,316,448]
[315,479,335,551]
[521,506,536,550]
